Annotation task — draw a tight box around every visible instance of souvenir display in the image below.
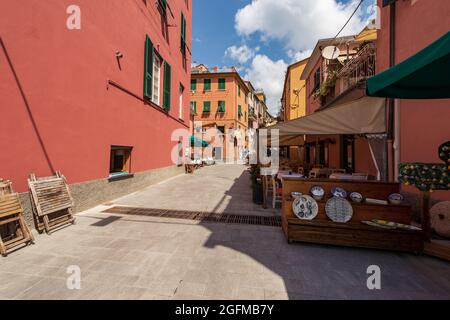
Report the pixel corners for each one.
[325,197,353,223]
[388,193,404,205]
[370,219,422,231]
[291,192,302,199]
[365,198,389,205]
[349,192,363,203]
[292,195,319,221]
[331,186,347,198]
[310,185,325,200]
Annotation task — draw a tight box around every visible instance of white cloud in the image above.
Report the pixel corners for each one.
[286,49,313,63]
[235,0,369,53]
[225,45,257,64]
[244,55,288,116]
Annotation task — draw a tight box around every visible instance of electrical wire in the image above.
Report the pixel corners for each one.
[333,0,365,40]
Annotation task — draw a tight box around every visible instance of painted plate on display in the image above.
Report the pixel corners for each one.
[331,187,347,198]
[292,195,319,221]
[325,197,353,223]
[388,193,404,205]
[310,186,325,197]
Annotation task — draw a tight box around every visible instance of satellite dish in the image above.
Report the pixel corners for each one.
[322,45,340,60]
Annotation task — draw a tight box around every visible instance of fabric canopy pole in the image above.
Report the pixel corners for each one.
[269,96,387,136]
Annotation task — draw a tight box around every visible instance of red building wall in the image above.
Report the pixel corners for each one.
[0,0,192,192]
[377,0,450,201]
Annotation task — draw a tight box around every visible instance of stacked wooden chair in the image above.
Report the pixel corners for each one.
[28,171,75,234]
[0,179,34,257]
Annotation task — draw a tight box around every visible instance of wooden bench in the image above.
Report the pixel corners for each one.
[282,178,424,253]
[28,172,76,234]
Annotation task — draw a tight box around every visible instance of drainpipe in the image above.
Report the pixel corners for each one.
[386,1,396,181]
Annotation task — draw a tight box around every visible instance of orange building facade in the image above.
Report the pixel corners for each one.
[190,66,250,162]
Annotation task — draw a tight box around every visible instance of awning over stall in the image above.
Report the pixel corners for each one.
[367,31,450,99]
[269,96,386,136]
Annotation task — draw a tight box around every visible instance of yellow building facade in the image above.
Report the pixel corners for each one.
[281,58,309,121]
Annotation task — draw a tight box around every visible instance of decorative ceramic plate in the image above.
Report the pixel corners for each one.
[349,192,363,203]
[292,195,319,221]
[325,197,353,223]
[331,187,347,198]
[310,186,325,197]
[371,219,422,231]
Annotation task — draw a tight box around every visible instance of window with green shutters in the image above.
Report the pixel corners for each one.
[238,105,242,117]
[204,79,211,91]
[163,62,171,110]
[144,35,154,100]
[191,79,197,91]
[180,12,187,55]
[238,86,241,97]
[218,78,226,90]
[203,101,211,113]
[217,101,225,113]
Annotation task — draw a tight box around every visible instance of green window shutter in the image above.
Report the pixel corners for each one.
[238,86,241,97]
[144,35,154,100]
[218,101,225,113]
[203,101,211,112]
[163,62,171,110]
[158,0,167,16]
[218,78,226,90]
[204,79,211,91]
[238,105,242,116]
[191,79,197,91]
[180,13,186,55]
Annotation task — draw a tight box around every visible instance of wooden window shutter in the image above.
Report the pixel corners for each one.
[163,62,171,110]
[144,35,154,99]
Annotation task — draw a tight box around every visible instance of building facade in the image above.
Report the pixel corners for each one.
[0,0,192,220]
[281,58,309,121]
[190,66,250,162]
[376,0,450,203]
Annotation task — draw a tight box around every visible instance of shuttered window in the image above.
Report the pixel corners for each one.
[144,35,154,100]
[180,12,187,55]
[191,79,197,91]
[203,101,211,112]
[238,105,242,117]
[217,101,225,113]
[190,101,197,113]
[204,79,211,91]
[163,62,171,110]
[158,0,167,16]
[218,78,226,90]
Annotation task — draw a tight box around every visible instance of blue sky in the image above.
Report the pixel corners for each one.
[192,0,376,115]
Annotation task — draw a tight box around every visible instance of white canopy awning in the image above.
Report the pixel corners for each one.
[270,96,386,136]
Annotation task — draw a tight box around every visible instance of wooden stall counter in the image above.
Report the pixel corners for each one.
[282,178,424,253]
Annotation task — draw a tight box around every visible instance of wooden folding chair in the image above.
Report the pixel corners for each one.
[0,192,35,257]
[28,172,76,234]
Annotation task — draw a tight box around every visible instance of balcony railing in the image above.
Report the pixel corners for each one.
[337,43,376,88]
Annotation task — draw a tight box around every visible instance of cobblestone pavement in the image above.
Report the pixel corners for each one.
[1,165,449,300]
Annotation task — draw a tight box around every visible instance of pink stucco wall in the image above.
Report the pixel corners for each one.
[0,0,192,192]
[377,0,450,201]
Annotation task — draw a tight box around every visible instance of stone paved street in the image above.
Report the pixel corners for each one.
[1,165,450,300]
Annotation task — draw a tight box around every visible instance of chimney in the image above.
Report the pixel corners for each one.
[213,66,219,72]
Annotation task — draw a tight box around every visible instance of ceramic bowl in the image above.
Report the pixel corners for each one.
[291,192,302,199]
[388,193,404,205]
[331,187,347,198]
[349,192,363,203]
[310,186,325,201]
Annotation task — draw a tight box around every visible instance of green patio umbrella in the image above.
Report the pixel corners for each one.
[190,135,209,148]
[367,31,450,99]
